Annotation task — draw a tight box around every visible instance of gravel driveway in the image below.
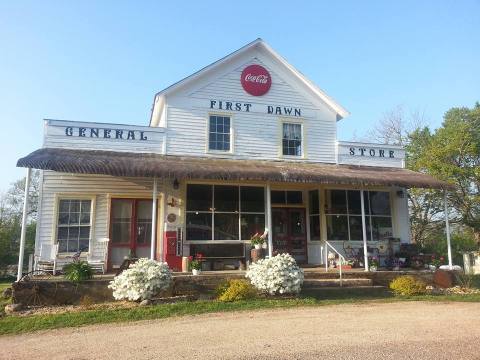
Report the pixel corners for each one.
[1,301,479,360]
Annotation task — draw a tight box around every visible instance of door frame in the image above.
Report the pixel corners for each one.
[108,198,158,269]
[271,206,308,263]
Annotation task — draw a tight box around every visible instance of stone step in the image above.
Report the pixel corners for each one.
[302,278,373,288]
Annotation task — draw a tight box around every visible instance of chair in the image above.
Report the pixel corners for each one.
[87,238,110,274]
[34,243,59,275]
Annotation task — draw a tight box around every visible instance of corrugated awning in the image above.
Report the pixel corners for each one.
[17,147,451,189]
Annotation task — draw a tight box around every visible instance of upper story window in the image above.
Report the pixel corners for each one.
[209,115,231,151]
[282,123,302,156]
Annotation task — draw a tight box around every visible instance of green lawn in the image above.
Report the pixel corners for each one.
[0,282,12,317]
[1,289,479,336]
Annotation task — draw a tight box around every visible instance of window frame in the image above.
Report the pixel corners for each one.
[280,119,305,158]
[184,183,266,243]
[53,194,96,255]
[207,113,234,154]
[324,188,394,242]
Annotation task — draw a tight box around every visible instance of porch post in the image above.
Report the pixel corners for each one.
[266,183,273,258]
[17,168,32,281]
[444,190,453,269]
[150,177,158,260]
[360,189,369,271]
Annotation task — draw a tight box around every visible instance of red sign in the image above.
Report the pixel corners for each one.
[241,64,271,96]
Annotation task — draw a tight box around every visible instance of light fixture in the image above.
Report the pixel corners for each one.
[173,179,179,190]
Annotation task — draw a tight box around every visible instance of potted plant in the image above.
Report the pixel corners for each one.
[369,256,379,271]
[250,233,266,250]
[189,253,204,275]
[429,254,444,270]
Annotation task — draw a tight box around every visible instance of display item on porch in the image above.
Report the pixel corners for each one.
[250,232,266,250]
[250,248,265,263]
[189,253,203,275]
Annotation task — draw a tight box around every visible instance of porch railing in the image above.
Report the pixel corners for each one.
[324,240,345,287]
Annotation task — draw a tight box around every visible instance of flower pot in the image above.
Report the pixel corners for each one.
[254,244,262,250]
[192,269,201,276]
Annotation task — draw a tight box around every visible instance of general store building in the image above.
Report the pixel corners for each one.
[16,39,448,274]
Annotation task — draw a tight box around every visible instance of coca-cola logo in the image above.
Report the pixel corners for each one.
[241,64,271,96]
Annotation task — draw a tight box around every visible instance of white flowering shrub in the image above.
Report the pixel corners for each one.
[246,253,304,295]
[108,258,172,301]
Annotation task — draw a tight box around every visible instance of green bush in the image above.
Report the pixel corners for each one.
[389,275,427,296]
[63,261,94,283]
[216,279,257,302]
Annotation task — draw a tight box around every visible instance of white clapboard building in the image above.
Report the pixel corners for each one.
[17,39,449,274]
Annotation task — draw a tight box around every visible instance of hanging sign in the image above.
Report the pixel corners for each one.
[241,64,271,96]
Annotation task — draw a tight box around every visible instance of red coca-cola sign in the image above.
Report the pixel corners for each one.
[241,64,271,96]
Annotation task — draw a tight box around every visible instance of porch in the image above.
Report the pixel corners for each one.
[15,147,453,280]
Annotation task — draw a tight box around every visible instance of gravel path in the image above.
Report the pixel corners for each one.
[1,301,479,360]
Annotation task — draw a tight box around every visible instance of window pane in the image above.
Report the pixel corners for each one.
[70,200,80,213]
[241,186,265,212]
[79,226,90,239]
[371,217,393,240]
[348,216,363,241]
[58,212,69,225]
[81,200,91,213]
[186,213,212,240]
[271,191,286,204]
[68,227,79,240]
[79,239,89,252]
[326,215,348,240]
[136,200,152,245]
[59,200,70,213]
[80,212,90,225]
[111,200,132,244]
[309,215,320,240]
[58,240,67,253]
[186,184,212,211]
[69,212,79,225]
[287,191,303,204]
[214,186,238,212]
[214,213,239,240]
[241,214,265,240]
[369,191,391,215]
[309,190,319,215]
[68,240,78,253]
[347,190,361,215]
[57,227,68,240]
[326,190,347,214]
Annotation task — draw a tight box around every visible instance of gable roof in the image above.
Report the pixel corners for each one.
[149,38,349,126]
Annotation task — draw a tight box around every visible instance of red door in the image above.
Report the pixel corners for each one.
[272,208,307,263]
[109,199,155,269]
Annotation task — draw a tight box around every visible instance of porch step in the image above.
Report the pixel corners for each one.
[303,278,373,288]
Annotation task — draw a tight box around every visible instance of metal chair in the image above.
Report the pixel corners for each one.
[34,243,59,275]
[87,238,110,274]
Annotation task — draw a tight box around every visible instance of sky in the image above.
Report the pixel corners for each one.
[0,0,479,191]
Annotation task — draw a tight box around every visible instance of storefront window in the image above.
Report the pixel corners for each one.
[186,184,265,241]
[308,190,320,241]
[271,190,303,205]
[282,123,302,156]
[325,190,392,241]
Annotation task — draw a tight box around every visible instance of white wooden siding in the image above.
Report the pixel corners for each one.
[164,57,338,163]
[37,171,160,260]
[337,141,405,168]
[44,119,166,153]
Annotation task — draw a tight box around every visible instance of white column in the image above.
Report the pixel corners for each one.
[444,191,453,269]
[360,189,369,271]
[266,183,273,258]
[150,177,158,260]
[17,168,32,281]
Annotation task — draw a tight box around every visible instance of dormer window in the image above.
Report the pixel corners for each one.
[282,122,302,156]
[209,115,231,152]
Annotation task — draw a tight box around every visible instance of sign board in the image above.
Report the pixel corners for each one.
[240,64,271,96]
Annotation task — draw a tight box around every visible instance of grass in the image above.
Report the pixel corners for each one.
[1,288,479,336]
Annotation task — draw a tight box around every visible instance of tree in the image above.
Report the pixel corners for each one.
[0,171,40,275]
[415,103,480,245]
